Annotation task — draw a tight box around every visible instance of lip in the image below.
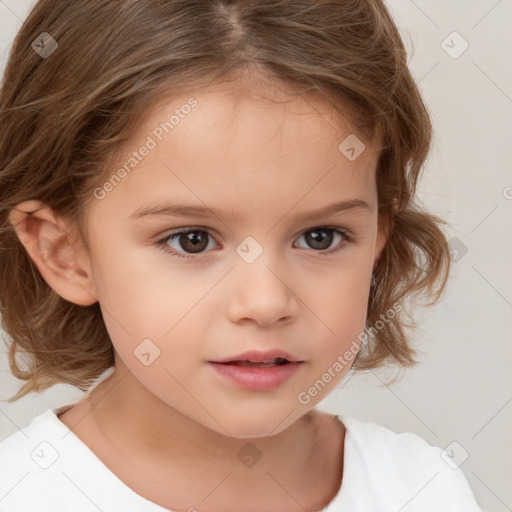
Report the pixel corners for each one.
[209,349,303,364]
[208,361,303,390]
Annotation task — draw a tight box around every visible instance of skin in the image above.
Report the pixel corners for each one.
[10,77,387,512]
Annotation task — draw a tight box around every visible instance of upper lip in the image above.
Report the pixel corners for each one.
[210,349,303,363]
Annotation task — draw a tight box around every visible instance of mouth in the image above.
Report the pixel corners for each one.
[208,358,303,390]
[216,357,291,368]
[210,349,303,365]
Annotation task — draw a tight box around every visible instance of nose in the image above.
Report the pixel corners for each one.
[226,257,300,327]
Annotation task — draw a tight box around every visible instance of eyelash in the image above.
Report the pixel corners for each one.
[154,226,353,260]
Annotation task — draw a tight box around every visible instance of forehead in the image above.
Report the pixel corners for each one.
[89,81,380,223]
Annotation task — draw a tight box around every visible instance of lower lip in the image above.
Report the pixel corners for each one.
[208,361,303,390]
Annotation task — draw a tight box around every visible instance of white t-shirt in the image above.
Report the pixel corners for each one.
[0,403,484,511]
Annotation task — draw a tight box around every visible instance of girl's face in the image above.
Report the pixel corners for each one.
[82,82,386,438]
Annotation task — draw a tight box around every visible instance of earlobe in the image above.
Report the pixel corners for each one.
[8,200,98,306]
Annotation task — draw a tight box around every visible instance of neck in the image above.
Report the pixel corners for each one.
[89,366,320,465]
[84,361,342,512]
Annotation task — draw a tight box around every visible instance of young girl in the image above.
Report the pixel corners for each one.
[0,1,484,511]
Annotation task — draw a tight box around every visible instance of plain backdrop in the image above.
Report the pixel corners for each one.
[0,1,511,511]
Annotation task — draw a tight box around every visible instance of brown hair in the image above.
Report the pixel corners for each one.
[0,0,450,402]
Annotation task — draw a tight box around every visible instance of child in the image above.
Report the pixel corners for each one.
[0,0,484,511]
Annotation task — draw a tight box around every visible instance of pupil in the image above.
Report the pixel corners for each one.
[307,229,333,250]
[181,231,208,253]
[177,228,335,254]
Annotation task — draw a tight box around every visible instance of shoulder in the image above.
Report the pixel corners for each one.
[0,408,53,470]
[0,405,76,510]
[339,415,484,511]
[342,415,442,462]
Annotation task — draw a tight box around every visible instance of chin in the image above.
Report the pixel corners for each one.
[209,409,302,440]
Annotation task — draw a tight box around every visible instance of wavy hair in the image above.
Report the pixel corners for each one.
[0,0,450,401]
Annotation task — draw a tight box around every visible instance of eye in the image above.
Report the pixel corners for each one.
[155,228,218,258]
[155,226,352,259]
[293,227,351,254]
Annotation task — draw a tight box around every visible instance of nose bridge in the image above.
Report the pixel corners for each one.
[227,238,298,325]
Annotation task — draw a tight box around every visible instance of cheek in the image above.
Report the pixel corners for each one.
[301,258,371,353]
[91,244,212,358]
[89,238,180,325]
[303,254,371,318]
[91,227,373,360]
[291,267,371,406]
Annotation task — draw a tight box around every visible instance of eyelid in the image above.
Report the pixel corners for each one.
[155,226,221,259]
[154,225,354,260]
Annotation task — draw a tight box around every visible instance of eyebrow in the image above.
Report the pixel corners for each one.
[130,198,372,222]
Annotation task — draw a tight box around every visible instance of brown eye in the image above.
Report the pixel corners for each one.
[178,230,209,253]
[294,228,348,252]
[156,225,352,260]
[159,229,215,256]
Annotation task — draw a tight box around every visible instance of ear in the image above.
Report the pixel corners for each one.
[8,200,98,306]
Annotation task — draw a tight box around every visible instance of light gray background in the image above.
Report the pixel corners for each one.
[0,1,511,511]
